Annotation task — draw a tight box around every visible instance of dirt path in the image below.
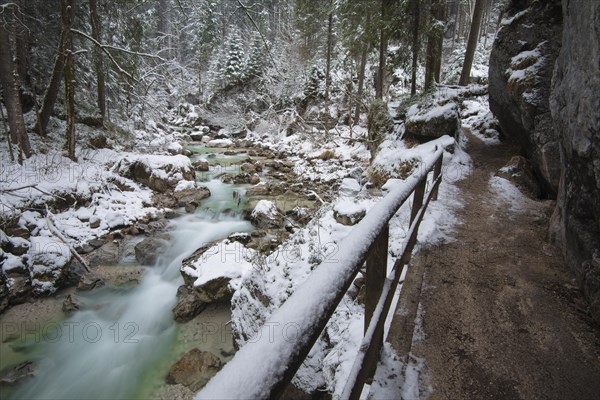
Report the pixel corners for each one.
[388,131,600,399]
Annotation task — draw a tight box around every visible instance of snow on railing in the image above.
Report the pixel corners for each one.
[197,135,455,400]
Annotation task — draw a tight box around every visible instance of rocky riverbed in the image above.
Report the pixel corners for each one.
[0,136,345,398]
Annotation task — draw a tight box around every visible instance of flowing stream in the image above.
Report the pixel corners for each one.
[7,149,253,399]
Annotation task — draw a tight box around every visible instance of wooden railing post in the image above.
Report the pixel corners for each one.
[363,223,389,381]
[365,224,389,331]
[431,153,443,201]
[410,179,426,224]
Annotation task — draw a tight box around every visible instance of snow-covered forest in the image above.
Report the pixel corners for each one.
[2,0,600,399]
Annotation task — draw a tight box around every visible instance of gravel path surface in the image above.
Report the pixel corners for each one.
[388,131,600,400]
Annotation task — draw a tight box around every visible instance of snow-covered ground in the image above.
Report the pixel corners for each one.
[196,123,471,398]
[3,71,487,399]
[0,114,195,295]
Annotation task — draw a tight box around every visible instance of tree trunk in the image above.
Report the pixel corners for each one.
[354,20,369,126]
[375,0,391,99]
[62,0,76,161]
[425,0,446,91]
[0,6,31,163]
[36,30,65,136]
[459,0,484,86]
[325,11,333,101]
[410,0,420,95]
[448,0,458,51]
[157,0,170,57]
[89,0,106,122]
[433,0,446,83]
[457,1,464,42]
[15,27,30,88]
[0,94,15,162]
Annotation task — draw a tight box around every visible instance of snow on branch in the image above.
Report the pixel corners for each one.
[71,29,166,82]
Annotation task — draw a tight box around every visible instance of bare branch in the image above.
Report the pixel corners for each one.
[45,206,90,273]
[72,28,165,61]
[71,29,135,81]
[1,183,66,200]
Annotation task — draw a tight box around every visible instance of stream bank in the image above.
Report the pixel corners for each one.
[0,139,333,399]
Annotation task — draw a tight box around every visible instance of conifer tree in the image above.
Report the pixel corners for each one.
[304,65,325,100]
[245,31,266,81]
[206,46,225,93]
[223,30,245,87]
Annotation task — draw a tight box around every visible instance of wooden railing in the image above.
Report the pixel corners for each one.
[198,138,451,400]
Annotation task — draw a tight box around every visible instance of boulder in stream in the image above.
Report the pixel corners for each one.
[134,235,170,265]
[173,184,211,207]
[77,272,105,291]
[166,348,222,391]
[62,294,80,312]
[248,200,284,229]
[181,240,257,303]
[172,285,207,323]
[192,158,209,172]
[0,361,36,386]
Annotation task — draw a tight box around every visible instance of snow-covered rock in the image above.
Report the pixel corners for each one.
[249,200,284,229]
[112,154,195,193]
[181,240,257,303]
[333,199,366,226]
[167,142,183,155]
[206,138,233,148]
[173,183,211,208]
[339,178,361,197]
[405,101,461,140]
[489,0,562,194]
[27,235,72,295]
[246,182,270,196]
[193,158,209,171]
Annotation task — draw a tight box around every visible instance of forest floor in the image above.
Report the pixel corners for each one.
[387,130,600,399]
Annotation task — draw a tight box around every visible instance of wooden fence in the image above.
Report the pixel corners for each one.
[198,141,449,400]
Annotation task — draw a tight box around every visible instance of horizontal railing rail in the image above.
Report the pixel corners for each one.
[197,136,453,400]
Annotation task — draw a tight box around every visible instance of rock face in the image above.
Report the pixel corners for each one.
[405,101,461,140]
[166,348,222,391]
[550,0,600,323]
[488,0,563,196]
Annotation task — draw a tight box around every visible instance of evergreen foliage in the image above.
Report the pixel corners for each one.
[304,65,326,100]
[223,30,246,87]
[245,32,267,81]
